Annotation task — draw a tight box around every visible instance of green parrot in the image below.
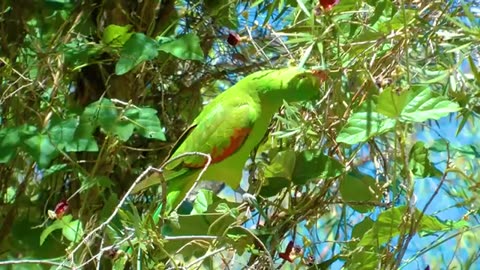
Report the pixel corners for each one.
[136,67,323,215]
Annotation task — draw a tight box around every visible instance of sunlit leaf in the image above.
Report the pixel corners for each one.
[111,118,135,142]
[102,24,133,46]
[158,33,204,61]
[62,219,83,243]
[359,206,469,246]
[344,248,380,270]
[339,173,382,213]
[113,253,128,270]
[377,87,409,118]
[400,86,460,122]
[337,106,396,145]
[124,107,166,141]
[116,33,159,75]
[264,149,296,179]
[408,142,442,178]
[40,215,72,245]
[80,98,118,133]
[352,217,375,240]
[192,189,213,214]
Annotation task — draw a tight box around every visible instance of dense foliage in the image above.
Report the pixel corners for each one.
[1,0,479,269]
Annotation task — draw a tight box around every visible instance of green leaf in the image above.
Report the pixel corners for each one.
[19,118,79,167]
[65,137,99,152]
[115,33,159,75]
[421,214,469,233]
[352,217,375,240]
[339,173,382,213]
[70,99,160,145]
[62,219,83,243]
[331,0,358,12]
[163,212,233,237]
[0,125,37,163]
[263,149,296,179]
[400,86,460,123]
[359,206,407,246]
[40,215,72,245]
[376,9,417,33]
[369,0,391,25]
[359,206,469,246]
[337,105,396,145]
[389,9,417,31]
[100,194,119,221]
[192,189,214,214]
[376,87,409,118]
[111,117,135,142]
[215,202,231,214]
[0,127,21,148]
[124,107,166,140]
[0,127,21,163]
[343,248,379,270]
[345,217,379,267]
[63,41,102,69]
[5,187,15,203]
[429,140,480,159]
[113,253,128,270]
[260,177,291,197]
[22,134,59,168]
[408,141,441,178]
[158,33,204,61]
[81,98,118,133]
[102,24,133,46]
[292,150,344,185]
[48,117,79,147]
[468,54,480,82]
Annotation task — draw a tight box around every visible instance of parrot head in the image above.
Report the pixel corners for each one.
[246,67,324,103]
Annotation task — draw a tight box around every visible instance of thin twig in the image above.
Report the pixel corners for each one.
[164,235,218,241]
[245,25,273,67]
[64,165,156,266]
[76,233,135,269]
[393,143,452,269]
[234,225,274,268]
[169,247,228,270]
[172,152,212,213]
[60,151,212,268]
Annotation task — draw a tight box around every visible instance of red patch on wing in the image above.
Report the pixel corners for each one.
[212,127,251,163]
[184,127,251,168]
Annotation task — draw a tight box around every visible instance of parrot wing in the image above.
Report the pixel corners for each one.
[158,92,261,213]
[131,92,260,195]
[165,91,260,171]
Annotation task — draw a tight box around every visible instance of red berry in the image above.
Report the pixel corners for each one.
[319,0,340,10]
[227,32,241,46]
[54,199,69,219]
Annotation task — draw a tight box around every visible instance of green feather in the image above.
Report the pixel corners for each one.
[137,67,322,214]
